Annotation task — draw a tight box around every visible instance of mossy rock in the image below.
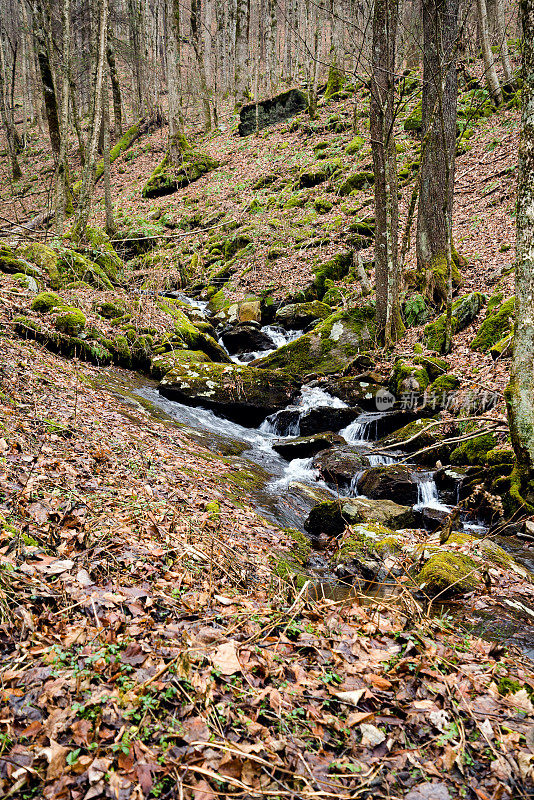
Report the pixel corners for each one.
[253,305,376,378]
[429,373,460,393]
[19,242,60,288]
[284,191,308,209]
[486,447,514,466]
[450,432,498,466]
[345,136,365,155]
[159,362,299,426]
[224,233,253,260]
[419,249,464,306]
[10,273,39,292]
[150,349,213,380]
[403,293,429,327]
[13,315,113,367]
[470,297,514,352]
[490,333,513,359]
[297,168,328,189]
[58,249,114,290]
[31,291,64,313]
[142,149,219,199]
[0,246,41,279]
[325,63,346,99]
[94,298,126,319]
[348,219,375,238]
[415,552,478,596]
[339,171,375,195]
[54,308,86,335]
[275,300,331,329]
[158,299,231,362]
[304,501,347,537]
[314,197,333,214]
[424,292,486,353]
[413,355,449,380]
[271,529,313,588]
[378,418,450,464]
[82,226,124,281]
[308,251,353,300]
[267,246,286,261]
[391,358,430,396]
[403,102,422,132]
[331,522,400,568]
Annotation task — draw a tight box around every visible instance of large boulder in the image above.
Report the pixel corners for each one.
[299,406,360,435]
[252,306,376,378]
[159,362,299,425]
[424,292,486,353]
[275,301,331,329]
[357,465,420,505]
[238,89,308,136]
[313,446,371,485]
[142,149,219,198]
[272,432,345,460]
[304,498,415,538]
[220,323,275,355]
[378,418,451,465]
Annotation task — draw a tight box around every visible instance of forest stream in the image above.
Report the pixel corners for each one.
[96,294,534,660]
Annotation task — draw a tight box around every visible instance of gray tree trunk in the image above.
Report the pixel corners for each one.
[506,0,534,511]
[477,0,503,103]
[0,34,22,179]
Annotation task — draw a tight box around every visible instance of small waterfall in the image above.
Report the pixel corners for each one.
[230,326,304,364]
[270,457,321,490]
[349,470,364,496]
[341,412,383,443]
[260,387,348,437]
[414,472,451,511]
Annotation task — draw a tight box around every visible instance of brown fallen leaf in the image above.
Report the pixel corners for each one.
[40,740,69,781]
[211,640,241,675]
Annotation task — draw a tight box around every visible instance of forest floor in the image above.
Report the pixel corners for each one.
[0,78,534,799]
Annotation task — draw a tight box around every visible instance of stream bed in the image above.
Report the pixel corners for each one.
[98,294,534,658]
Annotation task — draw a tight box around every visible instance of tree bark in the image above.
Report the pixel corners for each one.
[267,0,277,91]
[477,0,503,103]
[73,0,109,238]
[235,0,250,107]
[165,0,185,164]
[191,0,213,131]
[31,0,61,157]
[416,0,460,309]
[370,0,402,342]
[0,34,22,179]
[106,39,123,135]
[495,0,514,85]
[56,0,72,235]
[506,0,534,511]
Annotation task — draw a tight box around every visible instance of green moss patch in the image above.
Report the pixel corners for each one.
[471,297,514,352]
[424,292,486,353]
[415,552,478,596]
[54,309,86,335]
[142,149,219,199]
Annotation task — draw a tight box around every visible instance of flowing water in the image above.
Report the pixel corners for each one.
[100,294,534,656]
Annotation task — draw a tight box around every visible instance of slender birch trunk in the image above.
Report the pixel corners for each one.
[477,0,503,103]
[56,0,71,235]
[495,0,514,85]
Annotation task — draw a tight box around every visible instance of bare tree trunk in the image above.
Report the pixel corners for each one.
[73,0,108,238]
[477,0,503,103]
[191,0,213,131]
[305,0,320,118]
[56,0,72,235]
[371,0,402,343]
[506,0,534,512]
[31,0,61,157]
[495,0,514,85]
[165,0,185,164]
[266,0,277,90]
[129,0,147,118]
[0,33,22,180]
[416,0,460,310]
[235,0,250,107]
[106,39,122,135]
[102,71,114,235]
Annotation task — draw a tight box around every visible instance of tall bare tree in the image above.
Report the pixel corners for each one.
[506,0,534,511]
[370,0,403,342]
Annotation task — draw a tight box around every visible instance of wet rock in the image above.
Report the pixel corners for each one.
[358,466,420,505]
[415,552,478,597]
[150,350,213,380]
[159,363,299,426]
[220,323,275,355]
[434,466,471,504]
[379,418,452,465]
[238,89,308,136]
[253,305,376,378]
[275,301,331,329]
[342,497,415,529]
[299,406,361,435]
[305,501,347,537]
[272,432,346,460]
[417,506,451,528]
[313,446,371,485]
